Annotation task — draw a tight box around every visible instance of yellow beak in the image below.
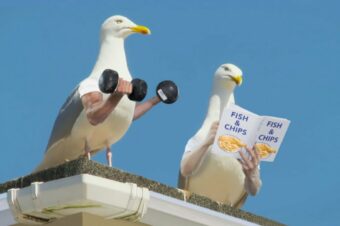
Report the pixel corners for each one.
[231,75,243,86]
[130,25,151,35]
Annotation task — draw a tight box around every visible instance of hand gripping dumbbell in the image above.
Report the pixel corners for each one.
[98,69,148,102]
[156,80,179,104]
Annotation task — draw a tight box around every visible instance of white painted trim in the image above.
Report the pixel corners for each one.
[144,191,258,226]
[0,175,259,226]
[0,193,16,226]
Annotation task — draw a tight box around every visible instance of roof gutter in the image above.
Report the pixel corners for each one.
[144,191,257,226]
[1,174,258,226]
[6,174,149,224]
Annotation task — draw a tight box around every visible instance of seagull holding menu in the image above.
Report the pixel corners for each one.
[35,15,178,172]
[178,64,261,208]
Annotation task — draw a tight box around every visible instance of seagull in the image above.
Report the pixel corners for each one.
[178,64,248,207]
[35,15,151,172]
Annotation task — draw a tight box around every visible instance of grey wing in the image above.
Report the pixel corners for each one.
[45,86,84,152]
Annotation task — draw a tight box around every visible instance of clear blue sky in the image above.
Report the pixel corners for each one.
[0,1,339,225]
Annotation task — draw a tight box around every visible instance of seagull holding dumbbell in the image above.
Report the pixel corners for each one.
[35,15,178,172]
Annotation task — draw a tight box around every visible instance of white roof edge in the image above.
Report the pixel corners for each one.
[147,191,258,226]
[0,193,15,226]
[0,174,260,226]
[1,174,150,225]
[0,193,9,211]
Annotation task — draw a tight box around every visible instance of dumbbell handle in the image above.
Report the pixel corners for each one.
[98,69,147,102]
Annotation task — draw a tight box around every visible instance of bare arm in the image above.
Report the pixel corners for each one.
[181,122,219,177]
[133,96,161,120]
[239,147,262,195]
[81,79,132,125]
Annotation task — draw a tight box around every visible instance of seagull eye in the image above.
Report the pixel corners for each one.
[223,66,230,71]
[115,19,123,24]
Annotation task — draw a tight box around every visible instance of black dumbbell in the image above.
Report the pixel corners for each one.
[99,69,148,102]
[156,80,179,104]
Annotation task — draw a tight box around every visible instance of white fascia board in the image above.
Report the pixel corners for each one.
[0,193,16,226]
[141,191,258,226]
[0,175,259,226]
[4,174,150,224]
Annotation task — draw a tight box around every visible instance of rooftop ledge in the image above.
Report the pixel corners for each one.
[0,158,284,226]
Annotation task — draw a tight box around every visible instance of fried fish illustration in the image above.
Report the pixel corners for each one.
[255,143,276,159]
[218,135,246,152]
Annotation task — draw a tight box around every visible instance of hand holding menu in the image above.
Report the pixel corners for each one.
[212,104,290,162]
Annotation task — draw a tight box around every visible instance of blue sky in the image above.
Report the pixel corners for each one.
[0,1,339,225]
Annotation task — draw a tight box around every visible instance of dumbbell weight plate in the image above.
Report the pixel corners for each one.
[98,69,119,94]
[128,78,148,101]
[156,80,178,104]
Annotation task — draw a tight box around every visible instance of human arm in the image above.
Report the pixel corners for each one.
[180,122,219,177]
[133,96,161,120]
[239,147,262,196]
[134,80,179,120]
[81,79,132,125]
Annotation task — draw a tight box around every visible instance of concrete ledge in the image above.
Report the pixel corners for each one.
[0,158,284,226]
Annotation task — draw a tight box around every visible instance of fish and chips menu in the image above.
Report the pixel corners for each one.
[212,104,290,162]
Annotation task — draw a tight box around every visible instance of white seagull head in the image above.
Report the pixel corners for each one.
[214,63,243,87]
[101,15,151,39]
